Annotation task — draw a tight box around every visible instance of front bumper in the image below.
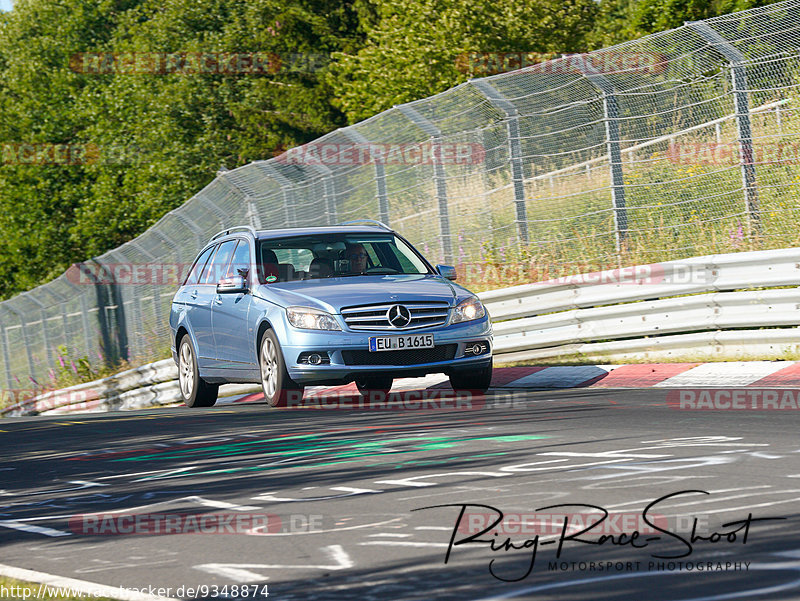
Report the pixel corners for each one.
[283,317,493,385]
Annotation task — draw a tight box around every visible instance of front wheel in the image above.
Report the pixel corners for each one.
[449,359,493,393]
[355,376,393,401]
[178,335,219,407]
[260,330,303,407]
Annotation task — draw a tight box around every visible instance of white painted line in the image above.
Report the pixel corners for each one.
[184,495,259,511]
[0,563,178,601]
[195,545,353,582]
[367,533,411,538]
[539,451,670,459]
[654,361,789,387]
[504,365,610,389]
[415,526,453,531]
[0,520,71,537]
[358,541,450,548]
[247,517,403,536]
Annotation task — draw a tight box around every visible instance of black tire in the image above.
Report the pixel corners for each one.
[178,335,219,407]
[355,376,393,401]
[449,359,493,393]
[259,329,304,407]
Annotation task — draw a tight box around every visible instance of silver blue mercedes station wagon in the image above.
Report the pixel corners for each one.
[169,221,493,407]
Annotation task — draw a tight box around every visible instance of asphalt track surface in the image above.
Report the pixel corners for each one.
[1,387,799,600]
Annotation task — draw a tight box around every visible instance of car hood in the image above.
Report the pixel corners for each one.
[255,274,464,313]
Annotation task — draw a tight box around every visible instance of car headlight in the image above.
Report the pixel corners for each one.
[286,306,342,331]
[451,297,486,324]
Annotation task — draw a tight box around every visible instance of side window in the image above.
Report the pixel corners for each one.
[203,240,237,284]
[186,246,215,286]
[226,240,251,279]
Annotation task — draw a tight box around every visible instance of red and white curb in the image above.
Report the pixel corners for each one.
[224,361,800,405]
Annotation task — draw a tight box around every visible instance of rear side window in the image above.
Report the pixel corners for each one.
[203,240,238,284]
[184,246,214,286]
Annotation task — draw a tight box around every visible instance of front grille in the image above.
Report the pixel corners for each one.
[342,344,457,366]
[341,302,450,331]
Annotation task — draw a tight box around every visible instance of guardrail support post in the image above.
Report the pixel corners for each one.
[689,21,760,230]
[469,79,529,246]
[397,104,453,264]
[580,65,628,252]
[341,128,391,226]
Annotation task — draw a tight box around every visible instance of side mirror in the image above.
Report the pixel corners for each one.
[436,264,457,281]
[216,275,248,294]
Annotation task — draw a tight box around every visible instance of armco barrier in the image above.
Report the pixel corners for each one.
[3,246,799,416]
[487,247,800,362]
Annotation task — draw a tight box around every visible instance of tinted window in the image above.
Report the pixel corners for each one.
[185,246,215,286]
[203,240,237,284]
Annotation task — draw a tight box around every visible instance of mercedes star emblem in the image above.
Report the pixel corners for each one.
[387,304,412,328]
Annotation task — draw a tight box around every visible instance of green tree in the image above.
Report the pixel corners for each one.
[327,0,599,123]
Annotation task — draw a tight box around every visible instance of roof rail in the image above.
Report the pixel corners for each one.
[209,225,257,243]
[337,219,392,231]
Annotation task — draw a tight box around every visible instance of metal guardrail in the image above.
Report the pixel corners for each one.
[480,247,800,362]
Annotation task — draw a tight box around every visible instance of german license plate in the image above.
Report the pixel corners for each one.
[369,334,434,352]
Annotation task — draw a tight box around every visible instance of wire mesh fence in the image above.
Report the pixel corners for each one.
[3,0,800,389]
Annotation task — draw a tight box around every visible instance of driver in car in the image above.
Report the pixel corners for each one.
[344,243,369,274]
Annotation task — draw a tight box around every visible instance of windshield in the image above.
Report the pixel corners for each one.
[256,233,432,283]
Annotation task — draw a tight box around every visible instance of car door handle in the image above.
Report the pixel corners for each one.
[189,290,198,300]
[213,295,222,305]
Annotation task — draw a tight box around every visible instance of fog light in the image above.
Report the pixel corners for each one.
[464,342,488,356]
[298,351,330,365]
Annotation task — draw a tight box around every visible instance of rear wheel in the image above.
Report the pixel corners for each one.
[355,376,393,401]
[178,335,219,407]
[449,359,493,393]
[260,330,303,407]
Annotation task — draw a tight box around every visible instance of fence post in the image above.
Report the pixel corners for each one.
[78,293,94,364]
[396,104,453,264]
[341,128,391,226]
[579,63,629,251]
[469,79,529,246]
[689,21,760,230]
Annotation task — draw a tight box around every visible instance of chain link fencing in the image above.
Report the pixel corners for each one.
[2,0,800,389]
